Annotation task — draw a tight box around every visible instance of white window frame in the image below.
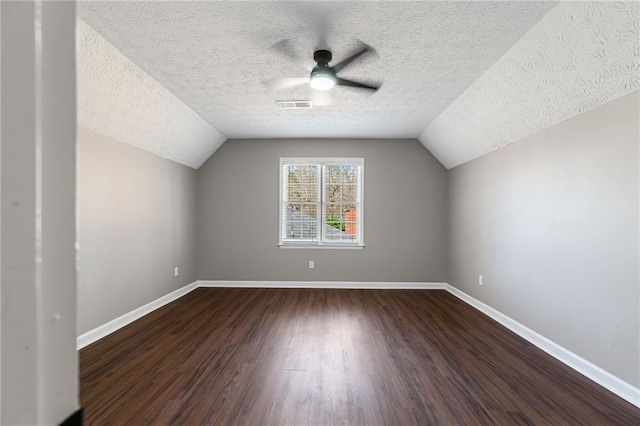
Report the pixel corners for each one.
[279,157,364,249]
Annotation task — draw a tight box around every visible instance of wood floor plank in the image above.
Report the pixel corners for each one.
[80,288,640,425]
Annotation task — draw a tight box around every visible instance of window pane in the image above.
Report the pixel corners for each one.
[285,165,319,202]
[325,165,358,202]
[324,203,357,242]
[284,203,318,240]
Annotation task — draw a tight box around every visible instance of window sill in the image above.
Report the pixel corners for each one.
[278,243,365,250]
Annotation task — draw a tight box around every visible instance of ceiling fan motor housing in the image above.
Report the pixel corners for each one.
[313,49,332,66]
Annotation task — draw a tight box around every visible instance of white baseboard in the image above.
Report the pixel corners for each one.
[76,281,198,350]
[197,280,447,290]
[76,279,639,408]
[444,284,640,408]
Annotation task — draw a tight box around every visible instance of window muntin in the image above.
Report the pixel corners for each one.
[280,158,363,247]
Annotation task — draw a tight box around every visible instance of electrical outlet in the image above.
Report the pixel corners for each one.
[174,267,179,277]
[309,260,314,269]
[478,274,483,285]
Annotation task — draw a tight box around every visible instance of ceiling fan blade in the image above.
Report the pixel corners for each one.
[308,8,330,50]
[332,47,370,73]
[335,78,379,91]
[310,89,332,107]
[262,77,309,90]
[270,39,314,71]
[289,2,331,50]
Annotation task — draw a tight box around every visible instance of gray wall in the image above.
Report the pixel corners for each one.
[448,91,639,386]
[77,127,197,334]
[197,138,448,282]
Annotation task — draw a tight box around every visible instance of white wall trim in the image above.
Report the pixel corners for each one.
[76,281,198,349]
[197,280,447,290]
[444,284,640,408]
[76,279,639,408]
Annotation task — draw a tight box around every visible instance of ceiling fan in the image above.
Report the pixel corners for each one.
[308,47,379,91]
[264,42,381,97]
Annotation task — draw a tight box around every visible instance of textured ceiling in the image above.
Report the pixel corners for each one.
[77,1,639,170]
[78,19,226,169]
[77,1,554,141]
[419,1,640,168]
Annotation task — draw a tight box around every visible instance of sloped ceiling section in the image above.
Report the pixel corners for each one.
[419,1,640,170]
[78,19,227,169]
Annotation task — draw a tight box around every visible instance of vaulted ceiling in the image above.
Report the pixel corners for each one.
[77,1,640,169]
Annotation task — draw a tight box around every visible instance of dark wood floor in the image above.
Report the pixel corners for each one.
[80,288,639,425]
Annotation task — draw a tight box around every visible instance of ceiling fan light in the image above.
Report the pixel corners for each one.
[310,66,336,91]
[310,74,336,91]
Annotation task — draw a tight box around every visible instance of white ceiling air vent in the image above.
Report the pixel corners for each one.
[276,100,313,109]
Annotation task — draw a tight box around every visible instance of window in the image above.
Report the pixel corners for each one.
[279,158,364,248]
